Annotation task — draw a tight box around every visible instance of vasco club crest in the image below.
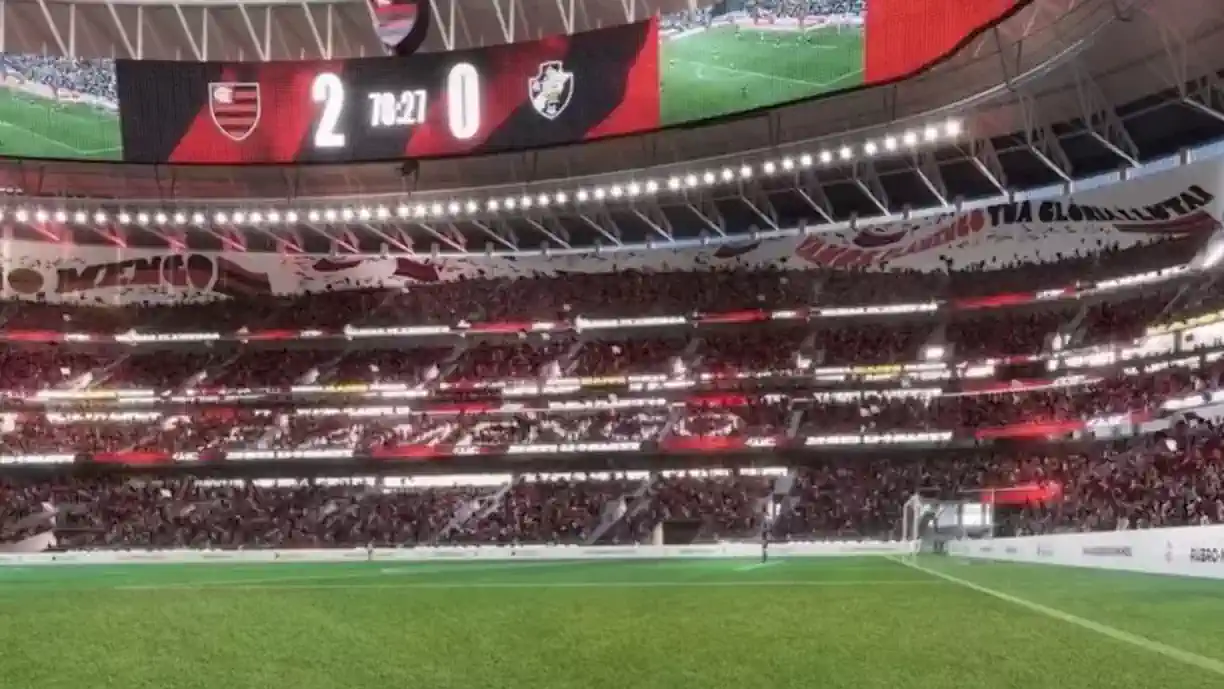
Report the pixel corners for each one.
[528,61,574,120]
[209,82,261,141]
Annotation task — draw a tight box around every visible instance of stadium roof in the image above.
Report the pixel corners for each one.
[2,0,1224,254]
[0,0,689,60]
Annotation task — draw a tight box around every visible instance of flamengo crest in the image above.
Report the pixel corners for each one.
[528,61,573,120]
[209,82,261,141]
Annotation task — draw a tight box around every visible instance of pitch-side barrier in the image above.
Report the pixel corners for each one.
[0,541,909,566]
[946,524,1224,580]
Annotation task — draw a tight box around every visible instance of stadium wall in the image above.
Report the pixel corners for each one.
[946,524,1224,580]
[0,541,908,566]
[0,159,1220,304]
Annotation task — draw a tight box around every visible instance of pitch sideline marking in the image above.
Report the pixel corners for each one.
[112,578,945,593]
[893,557,1224,678]
[113,560,586,590]
[670,59,861,90]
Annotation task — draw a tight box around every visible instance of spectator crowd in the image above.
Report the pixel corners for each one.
[3,421,1223,549]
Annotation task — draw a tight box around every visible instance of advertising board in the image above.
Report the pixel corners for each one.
[946,524,1224,580]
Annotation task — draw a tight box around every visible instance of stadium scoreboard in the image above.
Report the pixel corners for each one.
[0,0,1022,163]
[115,21,660,163]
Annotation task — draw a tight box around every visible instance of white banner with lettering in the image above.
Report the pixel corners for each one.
[0,159,1220,304]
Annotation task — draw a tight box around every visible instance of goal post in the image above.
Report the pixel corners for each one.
[901,485,1059,556]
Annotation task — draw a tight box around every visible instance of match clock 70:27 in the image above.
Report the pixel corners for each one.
[307,63,482,150]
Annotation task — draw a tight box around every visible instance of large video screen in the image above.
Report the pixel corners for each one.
[0,0,1021,163]
[0,55,121,160]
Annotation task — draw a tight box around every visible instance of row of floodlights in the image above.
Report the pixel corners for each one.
[7,120,960,228]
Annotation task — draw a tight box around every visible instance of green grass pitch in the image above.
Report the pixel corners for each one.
[659,25,865,125]
[0,88,121,160]
[2,555,1223,688]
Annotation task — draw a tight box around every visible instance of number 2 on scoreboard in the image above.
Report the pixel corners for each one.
[311,72,347,149]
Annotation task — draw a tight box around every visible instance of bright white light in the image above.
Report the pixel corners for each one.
[922,345,946,362]
[465,200,479,213]
[819,151,833,164]
[136,212,150,224]
[431,203,444,215]
[763,161,777,174]
[923,125,939,142]
[231,211,245,224]
[213,212,226,224]
[358,207,372,220]
[739,165,752,178]
[592,188,606,200]
[191,212,205,225]
[610,185,624,198]
[576,189,589,202]
[864,141,878,156]
[285,211,298,223]
[340,208,354,221]
[838,146,853,160]
[14,209,27,222]
[323,209,337,222]
[155,212,168,224]
[413,204,426,217]
[685,174,699,188]
[174,212,187,225]
[395,205,409,218]
[95,211,109,224]
[667,177,681,190]
[903,131,919,147]
[505,197,518,209]
[73,211,87,223]
[702,171,716,185]
[884,136,898,151]
[554,192,568,204]
[535,195,548,207]
[645,180,659,194]
[450,201,463,214]
[945,119,962,137]
[53,210,66,223]
[249,212,263,224]
[720,167,734,181]
[799,153,813,167]
[781,157,795,170]
[488,199,501,211]
[308,210,321,222]
[117,212,131,224]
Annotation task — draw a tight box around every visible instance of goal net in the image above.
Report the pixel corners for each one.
[900,484,1062,556]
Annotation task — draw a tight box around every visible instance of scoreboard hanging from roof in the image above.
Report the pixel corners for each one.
[7,0,1021,164]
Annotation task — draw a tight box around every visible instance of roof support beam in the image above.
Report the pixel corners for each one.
[237,3,269,61]
[1018,94,1073,183]
[35,0,70,56]
[575,211,622,246]
[105,0,137,57]
[301,2,329,58]
[1071,62,1140,168]
[852,161,890,216]
[470,219,519,250]
[967,136,1009,196]
[173,4,204,60]
[913,152,949,207]
[524,215,571,249]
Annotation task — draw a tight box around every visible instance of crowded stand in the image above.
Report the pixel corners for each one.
[3,353,1223,458]
[7,420,1224,549]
